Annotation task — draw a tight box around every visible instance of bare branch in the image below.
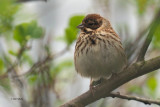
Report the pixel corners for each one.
[137,10,160,61]
[109,92,160,105]
[12,47,69,77]
[60,56,160,107]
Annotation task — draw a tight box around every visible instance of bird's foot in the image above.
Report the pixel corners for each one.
[89,78,103,96]
[90,84,96,97]
[111,72,118,78]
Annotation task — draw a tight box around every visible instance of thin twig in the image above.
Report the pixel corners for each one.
[13,47,69,77]
[137,10,160,62]
[7,45,28,72]
[19,55,53,77]
[109,92,160,105]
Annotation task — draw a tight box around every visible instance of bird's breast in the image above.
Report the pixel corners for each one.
[74,33,126,79]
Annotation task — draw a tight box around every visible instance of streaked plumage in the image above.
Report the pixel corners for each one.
[74,14,127,84]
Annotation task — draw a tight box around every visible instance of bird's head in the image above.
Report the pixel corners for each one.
[77,14,110,32]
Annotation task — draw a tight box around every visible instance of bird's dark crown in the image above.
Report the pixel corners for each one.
[82,14,103,30]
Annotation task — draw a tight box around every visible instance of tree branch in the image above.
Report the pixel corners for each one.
[136,10,160,61]
[109,92,160,105]
[60,56,160,107]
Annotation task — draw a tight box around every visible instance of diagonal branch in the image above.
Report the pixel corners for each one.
[136,10,160,62]
[60,56,160,107]
[109,92,160,105]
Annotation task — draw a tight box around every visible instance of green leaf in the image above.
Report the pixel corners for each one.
[65,15,85,45]
[0,78,11,92]
[28,74,38,85]
[22,53,33,65]
[0,0,20,34]
[128,86,143,94]
[153,24,160,48]
[13,20,44,45]
[146,77,157,91]
[8,50,17,56]
[135,0,148,15]
[0,59,4,71]
[65,27,77,45]
[69,15,85,28]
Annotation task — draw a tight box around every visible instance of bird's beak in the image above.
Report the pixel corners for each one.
[77,24,84,29]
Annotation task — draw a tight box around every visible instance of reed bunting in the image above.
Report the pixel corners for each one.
[74,14,127,89]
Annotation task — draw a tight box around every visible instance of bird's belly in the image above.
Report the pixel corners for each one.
[75,44,125,79]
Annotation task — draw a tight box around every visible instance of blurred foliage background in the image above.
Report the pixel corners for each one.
[0,0,160,107]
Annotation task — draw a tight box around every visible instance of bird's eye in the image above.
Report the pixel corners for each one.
[89,23,94,26]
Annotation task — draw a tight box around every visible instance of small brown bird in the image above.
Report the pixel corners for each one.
[74,14,127,89]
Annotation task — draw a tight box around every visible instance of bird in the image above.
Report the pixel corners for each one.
[74,14,127,90]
